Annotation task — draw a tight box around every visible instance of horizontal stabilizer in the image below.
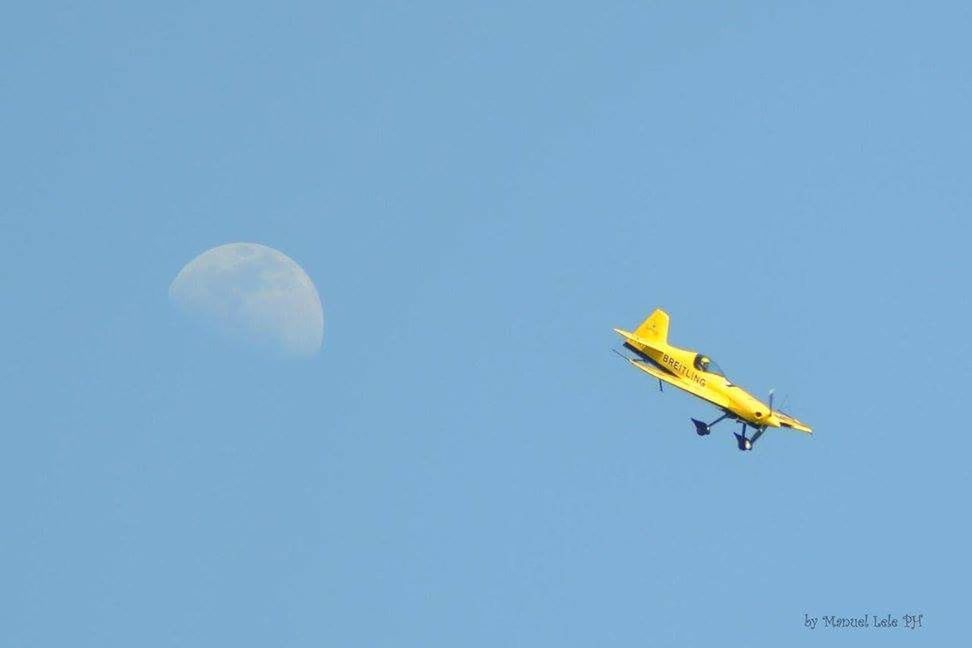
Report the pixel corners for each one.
[613,328,657,350]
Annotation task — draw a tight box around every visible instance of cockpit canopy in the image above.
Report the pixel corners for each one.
[693,353,726,377]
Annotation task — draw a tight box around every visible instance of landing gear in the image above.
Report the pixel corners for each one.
[734,428,753,451]
[692,415,766,451]
[691,413,729,436]
[734,423,766,451]
[691,419,711,436]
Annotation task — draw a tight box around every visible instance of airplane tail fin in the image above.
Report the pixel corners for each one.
[633,309,669,344]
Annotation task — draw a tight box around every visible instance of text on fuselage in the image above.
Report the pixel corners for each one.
[662,353,706,387]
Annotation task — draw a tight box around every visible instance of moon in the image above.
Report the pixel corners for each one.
[169,243,324,356]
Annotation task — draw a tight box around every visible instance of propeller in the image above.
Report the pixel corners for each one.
[768,388,775,417]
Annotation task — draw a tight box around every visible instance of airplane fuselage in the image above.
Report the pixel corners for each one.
[624,338,776,428]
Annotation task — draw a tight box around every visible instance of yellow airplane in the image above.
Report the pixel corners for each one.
[614,308,812,451]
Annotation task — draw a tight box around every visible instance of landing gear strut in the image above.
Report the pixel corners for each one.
[691,413,729,436]
[734,423,765,451]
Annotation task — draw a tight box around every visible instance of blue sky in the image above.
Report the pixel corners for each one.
[3,2,970,645]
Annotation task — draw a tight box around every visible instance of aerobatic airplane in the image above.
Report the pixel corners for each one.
[614,309,811,451]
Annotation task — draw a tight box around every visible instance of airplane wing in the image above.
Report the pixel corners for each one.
[624,357,732,410]
[774,411,813,434]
